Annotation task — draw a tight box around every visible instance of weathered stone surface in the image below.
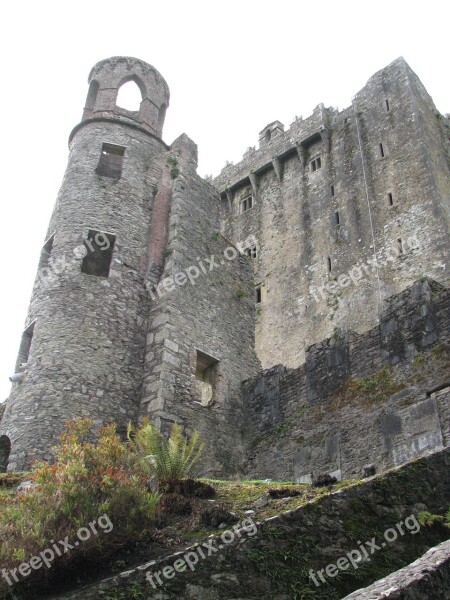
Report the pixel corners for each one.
[342,539,450,599]
[244,278,449,480]
[0,56,448,485]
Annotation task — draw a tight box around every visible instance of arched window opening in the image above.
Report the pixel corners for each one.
[85,80,99,111]
[0,435,11,473]
[116,80,142,111]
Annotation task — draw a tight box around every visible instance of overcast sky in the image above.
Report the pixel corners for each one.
[0,0,448,402]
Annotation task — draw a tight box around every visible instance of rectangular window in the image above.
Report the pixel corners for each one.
[195,350,219,406]
[15,321,35,371]
[38,235,55,270]
[335,211,340,225]
[385,99,390,112]
[255,285,262,304]
[310,155,322,172]
[387,192,394,206]
[327,256,332,272]
[379,143,385,158]
[240,194,254,214]
[96,143,125,179]
[81,230,116,277]
[330,185,335,197]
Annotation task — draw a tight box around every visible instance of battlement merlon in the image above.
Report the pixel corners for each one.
[214,56,447,194]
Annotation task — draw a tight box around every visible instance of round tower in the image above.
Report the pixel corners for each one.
[0,57,170,471]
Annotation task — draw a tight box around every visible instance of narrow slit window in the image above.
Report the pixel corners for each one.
[331,185,335,197]
[397,238,403,254]
[255,285,262,304]
[379,143,385,158]
[335,211,340,225]
[81,230,116,277]
[385,99,390,112]
[96,143,125,179]
[38,235,55,270]
[15,321,35,371]
[327,256,332,272]
[387,192,394,206]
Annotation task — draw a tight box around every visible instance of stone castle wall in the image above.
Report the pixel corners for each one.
[243,278,450,481]
[216,57,450,371]
[141,135,260,476]
[0,56,448,477]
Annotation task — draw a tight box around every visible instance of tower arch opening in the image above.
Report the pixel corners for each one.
[0,435,11,472]
[116,79,143,112]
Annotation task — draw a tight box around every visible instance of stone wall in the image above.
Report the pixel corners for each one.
[141,135,260,476]
[50,447,450,600]
[216,57,450,371]
[243,278,450,481]
[342,539,450,599]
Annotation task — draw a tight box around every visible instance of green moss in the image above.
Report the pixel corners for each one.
[343,367,405,404]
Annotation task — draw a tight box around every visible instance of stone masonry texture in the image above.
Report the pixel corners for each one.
[0,56,448,483]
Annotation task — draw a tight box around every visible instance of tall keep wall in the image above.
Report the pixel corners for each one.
[216,58,450,371]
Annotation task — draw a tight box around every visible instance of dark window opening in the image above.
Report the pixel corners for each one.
[265,129,272,142]
[379,143,385,158]
[81,230,116,277]
[195,350,219,406]
[96,143,125,179]
[335,211,340,225]
[387,192,394,206]
[0,436,11,473]
[385,99,390,112]
[327,257,332,272]
[240,194,254,213]
[310,156,322,172]
[255,285,262,304]
[15,322,35,372]
[397,238,403,254]
[331,185,335,197]
[38,235,55,270]
[245,243,258,259]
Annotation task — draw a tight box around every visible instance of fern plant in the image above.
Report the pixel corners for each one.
[128,418,203,491]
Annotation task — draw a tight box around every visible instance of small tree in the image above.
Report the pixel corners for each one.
[128,418,203,492]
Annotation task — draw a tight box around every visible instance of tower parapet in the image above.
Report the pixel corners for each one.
[81,56,170,138]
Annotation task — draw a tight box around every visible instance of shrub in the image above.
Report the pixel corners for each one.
[128,419,203,492]
[0,418,158,597]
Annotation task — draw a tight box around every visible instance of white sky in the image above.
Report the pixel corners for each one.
[0,0,448,402]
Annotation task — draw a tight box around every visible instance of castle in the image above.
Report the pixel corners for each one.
[0,56,449,480]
